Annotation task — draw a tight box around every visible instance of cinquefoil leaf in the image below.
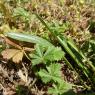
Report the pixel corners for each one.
[48,81,73,95]
[38,63,62,83]
[29,44,65,66]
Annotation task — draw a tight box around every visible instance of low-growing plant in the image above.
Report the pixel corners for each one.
[2,14,95,93]
[4,32,74,94]
[29,44,74,94]
[35,14,95,90]
[1,0,95,95]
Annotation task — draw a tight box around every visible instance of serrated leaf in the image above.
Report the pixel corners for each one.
[48,81,72,95]
[38,63,62,83]
[44,46,65,61]
[1,49,23,63]
[29,44,45,66]
[29,45,65,66]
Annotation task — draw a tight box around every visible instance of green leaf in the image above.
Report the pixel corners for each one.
[38,63,62,83]
[13,7,31,21]
[48,81,72,95]
[5,32,53,47]
[30,44,46,66]
[29,44,65,66]
[44,46,65,61]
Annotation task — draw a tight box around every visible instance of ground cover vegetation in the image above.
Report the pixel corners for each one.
[0,0,95,95]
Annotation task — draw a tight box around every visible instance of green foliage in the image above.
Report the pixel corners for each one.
[48,82,72,95]
[5,32,53,47]
[35,14,95,89]
[29,44,65,66]
[38,63,62,83]
[29,44,73,94]
[1,0,95,94]
[81,39,95,64]
[5,32,72,95]
[48,20,71,33]
[13,7,31,22]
